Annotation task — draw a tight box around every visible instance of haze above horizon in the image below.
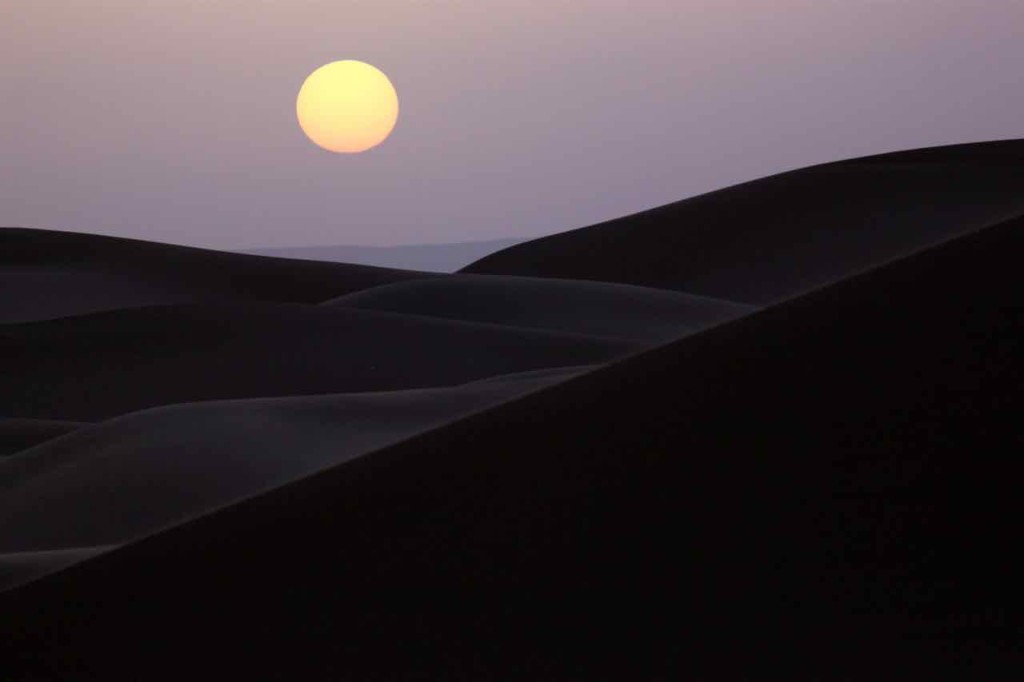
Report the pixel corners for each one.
[2,1,1022,249]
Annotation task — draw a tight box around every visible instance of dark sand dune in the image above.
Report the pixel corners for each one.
[464,139,1024,304]
[0,547,114,595]
[464,363,599,386]
[1,302,632,421]
[1,211,1019,679]
[0,228,436,323]
[328,273,755,342]
[246,237,524,272]
[0,367,585,589]
[0,419,85,457]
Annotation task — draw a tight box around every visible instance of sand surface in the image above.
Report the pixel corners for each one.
[1,140,1020,679]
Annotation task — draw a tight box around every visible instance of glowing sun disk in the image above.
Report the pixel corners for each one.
[296,60,399,154]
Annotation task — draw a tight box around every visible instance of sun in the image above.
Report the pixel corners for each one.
[296,60,399,154]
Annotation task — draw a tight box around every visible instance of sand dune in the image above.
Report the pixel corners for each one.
[1,202,1020,679]
[0,547,114,595]
[327,273,754,341]
[0,140,1020,679]
[0,419,85,457]
[464,139,1024,304]
[1,302,633,420]
[0,228,435,323]
[0,367,584,589]
[245,237,524,272]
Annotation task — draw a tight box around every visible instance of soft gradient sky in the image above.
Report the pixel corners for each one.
[2,1,1022,249]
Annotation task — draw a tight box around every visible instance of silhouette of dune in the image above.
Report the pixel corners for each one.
[245,237,524,272]
[0,228,435,323]
[0,547,114,595]
[464,139,1024,303]
[327,273,754,341]
[0,139,1021,680]
[0,367,583,589]
[0,419,86,457]
[1,303,632,421]
[1,204,1020,679]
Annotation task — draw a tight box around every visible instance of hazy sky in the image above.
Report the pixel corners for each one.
[2,1,1022,249]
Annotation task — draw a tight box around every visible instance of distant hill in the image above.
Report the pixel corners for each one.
[0,228,433,323]
[245,237,524,273]
[464,139,1024,304]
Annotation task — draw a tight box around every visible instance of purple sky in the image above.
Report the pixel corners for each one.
[2,1,1022,249]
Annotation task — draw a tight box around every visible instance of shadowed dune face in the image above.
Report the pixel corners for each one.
[464,140,1024,304]
[0,140,1021,679]
[245,237,525,273]
[1,207,1020,680]
[0,367,584,590]
[0,419,85,457]
[0,303,633,421]
[0,228,436,323]
[326,273,755,341]
[0,547,114,595]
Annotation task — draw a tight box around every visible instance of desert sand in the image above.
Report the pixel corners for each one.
[0,139,1021,679]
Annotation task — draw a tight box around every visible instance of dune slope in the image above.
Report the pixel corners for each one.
[1,302,632,421]
[0,367,586,589]
[327,273,754,341]
[0,211,1019,679]
[0,419,86,458]
[0,228,436,323]
[464,139,1024,303]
